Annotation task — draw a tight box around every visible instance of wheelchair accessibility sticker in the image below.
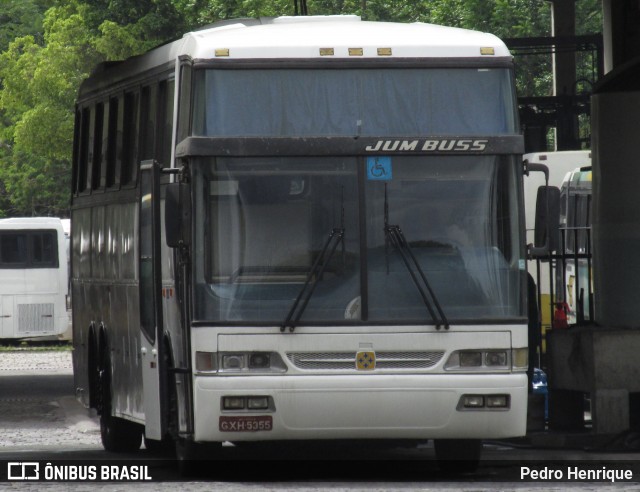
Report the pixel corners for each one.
[366,156,392,181]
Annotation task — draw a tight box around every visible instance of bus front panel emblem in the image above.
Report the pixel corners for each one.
[356,351,376,371]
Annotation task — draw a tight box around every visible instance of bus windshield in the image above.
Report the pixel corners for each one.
[192,155,526,324]
[192,68,517,137]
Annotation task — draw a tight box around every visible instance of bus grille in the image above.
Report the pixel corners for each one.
[18,303,54,333]
[286,351,445,371]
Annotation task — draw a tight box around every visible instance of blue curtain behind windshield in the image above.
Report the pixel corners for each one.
[193,68,517,137]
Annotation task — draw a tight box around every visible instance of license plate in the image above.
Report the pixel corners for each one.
[219,415,273,432]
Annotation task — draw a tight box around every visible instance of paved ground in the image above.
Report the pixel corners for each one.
[0,349,101,450]
[0,350,73,373]
[2,350,640,491]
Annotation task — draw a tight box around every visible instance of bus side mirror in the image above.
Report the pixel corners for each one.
[165,183,191,248]
[531,185,560,257]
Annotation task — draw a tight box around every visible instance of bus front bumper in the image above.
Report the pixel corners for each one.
[192,373,528,442]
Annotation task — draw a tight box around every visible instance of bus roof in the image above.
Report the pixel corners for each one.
[182,16,511,59]
[523,150,591,169]
[0,217,64,231]
[80,16,511,97]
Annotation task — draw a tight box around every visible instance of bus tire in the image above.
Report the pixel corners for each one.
[101,414,143,453]
[98,343,142,453]
[87,328,98,409]
[434,439,481,473]
[144,435,174,456]
[175,437,202,476]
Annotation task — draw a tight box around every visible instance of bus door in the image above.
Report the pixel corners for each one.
[139,160,166,440]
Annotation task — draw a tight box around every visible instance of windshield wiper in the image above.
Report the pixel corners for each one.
[281,187,346,333]
[280,227,344,332]
[384,185,449,330]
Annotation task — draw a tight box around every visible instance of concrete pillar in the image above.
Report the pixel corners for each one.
[550,0,576,96]
[592,389,629,434]
[550,0,578,150]
[602,0,640,72]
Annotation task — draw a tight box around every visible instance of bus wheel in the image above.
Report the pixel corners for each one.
[101,414,143,453]
[98,349,142,453]
[175,437,201,476]
[434,439,482,473]
[144,435,174,456]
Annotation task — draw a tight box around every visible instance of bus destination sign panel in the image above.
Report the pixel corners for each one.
[365,138,488,153]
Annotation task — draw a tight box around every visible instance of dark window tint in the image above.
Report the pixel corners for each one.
[121,91,140,186]
[0,234,27,264]
[0,230,58,268]
[32,232,56,265]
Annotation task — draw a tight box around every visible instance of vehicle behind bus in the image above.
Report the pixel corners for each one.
[0,217,69,340]
[558,166,593,325]
[523,150,591,331]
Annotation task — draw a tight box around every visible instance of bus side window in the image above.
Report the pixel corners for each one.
[177,63,192,143]
[121,91,139,187]
[105,96,120,189]
[577,194,590,253]
[77,106,92,194]
[90,102,104,191]
[159,79,175,184]
[72,109,81,195]
[0,233,27,265]
[32,232,57,267]
[140,84,157,163]
[567,193,576,253]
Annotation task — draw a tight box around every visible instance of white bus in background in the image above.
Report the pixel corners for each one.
[0,217,70,340]
[61,218,72,340]
[523,150,591,330]
[559,166,593,325]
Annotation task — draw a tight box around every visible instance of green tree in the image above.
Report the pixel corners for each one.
[0,0,52,52]
[0,1,99,216]
[0,0,603,216]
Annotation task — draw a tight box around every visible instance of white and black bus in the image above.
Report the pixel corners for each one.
[71,16,528,469]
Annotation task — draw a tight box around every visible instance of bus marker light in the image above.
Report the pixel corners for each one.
[223,396,246,410]
[463,395,485,408]
[377,48,392,56]
[512,348,528,371]
[215,49,230,57]
[349,48,363,56]
[480,47,495,55]
[319,48,334,56]
[196,351,216,372]
[486,395,509,408]
[247,397,270,410]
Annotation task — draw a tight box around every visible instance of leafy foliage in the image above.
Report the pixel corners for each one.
[0,0,602,217]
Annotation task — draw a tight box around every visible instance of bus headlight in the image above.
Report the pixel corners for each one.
[460,351,482,367]
[485,351,508,367]
[196,352,287,374]
[248,352,271,369]
[222,354,245,371]
[445,349,510,371]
